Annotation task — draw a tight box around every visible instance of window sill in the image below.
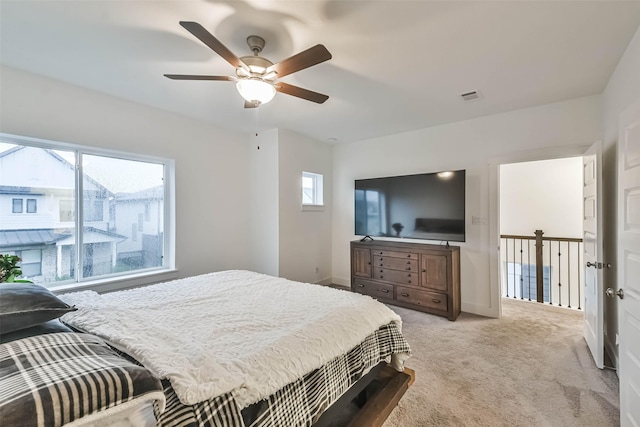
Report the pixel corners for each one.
[301,204,325,212]
[51,268,179,295]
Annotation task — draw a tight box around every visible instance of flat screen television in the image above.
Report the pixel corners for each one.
[354,170,466,242]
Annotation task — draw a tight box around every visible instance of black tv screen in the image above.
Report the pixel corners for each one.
[355,170,466,242]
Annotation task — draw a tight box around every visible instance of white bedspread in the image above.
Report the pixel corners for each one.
[60,270,408,407]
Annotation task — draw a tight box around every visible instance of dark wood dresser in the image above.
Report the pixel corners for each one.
[351,240,461,321]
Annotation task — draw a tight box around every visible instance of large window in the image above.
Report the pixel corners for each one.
[0,133,174,288]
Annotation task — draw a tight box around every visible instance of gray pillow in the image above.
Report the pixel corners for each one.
[0,283,77,334]
[0,319,74,344]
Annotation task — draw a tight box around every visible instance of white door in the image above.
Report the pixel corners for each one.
[583,141,604,369]
[617,99,640,426]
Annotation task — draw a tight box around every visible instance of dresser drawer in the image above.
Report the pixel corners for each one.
[353,279,394,300]
[396,286,448,312]
[373,256,418,272]
[371,249,418,260]
[373,269,417,286]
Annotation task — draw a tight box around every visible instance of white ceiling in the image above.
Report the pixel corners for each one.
[2,1,640,143]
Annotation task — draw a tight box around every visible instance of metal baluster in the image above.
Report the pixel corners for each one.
[567,241,572,308]
[513,238,517,299]
[558,241,562,307]
[520,239,524,300]
[528,239,532,301]
[504,239,509,298]
[548,240,553,305]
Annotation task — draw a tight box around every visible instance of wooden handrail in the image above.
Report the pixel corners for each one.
[500,234,582,243]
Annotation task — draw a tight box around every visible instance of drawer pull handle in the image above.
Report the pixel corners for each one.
[432,298,441,303]
[380,258,383,261]
[406,267,411,270]
[422,269,426,273]
[407,254,411,258]
[381,289,390,293]
[379,264,383,267]
[408,280,412,284]
[380,269,384,273]
[401,293,409,297]
[357,284,365,288]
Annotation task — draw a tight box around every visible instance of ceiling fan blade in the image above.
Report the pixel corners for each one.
[267,44,332,78]
[179,21,247,70]
[164,74,235,81]
[275,82,329,104]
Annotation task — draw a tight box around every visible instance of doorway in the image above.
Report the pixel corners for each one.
[499,157,584,309]
[488,144,590,319]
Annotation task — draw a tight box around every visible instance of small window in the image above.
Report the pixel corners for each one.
[26,199,37,213]
[144,202,151,221]
[138,213,144,232]
[132,223,138,241]
[302,172,323,206]
[12,198,23,213]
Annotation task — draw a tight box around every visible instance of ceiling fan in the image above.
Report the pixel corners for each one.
[164,21,332,108]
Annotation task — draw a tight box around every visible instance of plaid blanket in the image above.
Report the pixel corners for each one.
[0,332,165,427]
[155,322,411,427]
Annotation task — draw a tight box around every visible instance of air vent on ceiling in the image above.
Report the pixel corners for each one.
[460,90,481,102]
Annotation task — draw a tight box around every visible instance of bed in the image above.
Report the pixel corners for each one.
[0,270,412,426]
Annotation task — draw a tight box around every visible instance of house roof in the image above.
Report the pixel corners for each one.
[0,229,67,248]
[116,185,164,202]
[0,146,113,196]
[1,2,639,143]
[0,227,127,249]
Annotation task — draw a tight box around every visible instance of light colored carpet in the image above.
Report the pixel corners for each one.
[383,298,619,427]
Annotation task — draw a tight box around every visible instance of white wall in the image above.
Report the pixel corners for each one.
[0,65,252,281]
[500,157,583,238]
[332,95,602,317]
[248,129,280,276]
[601,25,640,365]
[278,129,332,284]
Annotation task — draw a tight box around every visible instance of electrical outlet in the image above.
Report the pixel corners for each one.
[472,216,480,225]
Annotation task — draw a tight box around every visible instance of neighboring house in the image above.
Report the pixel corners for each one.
[0,146,127,281]
[112,185,164,269]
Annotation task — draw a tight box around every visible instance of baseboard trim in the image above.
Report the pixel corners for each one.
[332,277,350,287]
[461,301,499,318]
[314,276,334,286]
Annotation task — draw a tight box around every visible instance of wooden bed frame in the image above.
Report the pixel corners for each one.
[315,363,415,426]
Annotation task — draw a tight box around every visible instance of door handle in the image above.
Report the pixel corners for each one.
[587,262,613,269]
[606,288,624,299]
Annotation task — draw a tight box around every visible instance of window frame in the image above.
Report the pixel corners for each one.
[0,132,177,291]
[12,198,23,213]
[301,171,324,210]
[26,198,37,213]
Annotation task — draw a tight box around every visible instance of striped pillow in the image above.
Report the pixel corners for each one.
[0,332,165,426]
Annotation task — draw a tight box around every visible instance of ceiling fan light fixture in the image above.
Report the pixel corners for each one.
[236,78,276,105]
